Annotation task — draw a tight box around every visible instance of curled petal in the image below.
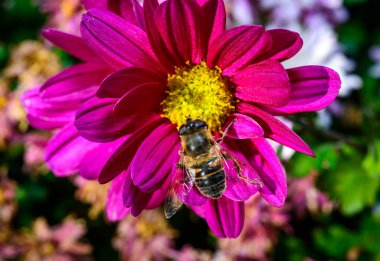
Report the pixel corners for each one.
[231,60,290,107]
[223,113,264,139]
[259,29,303,61]
[263,66,341,115]
[205,197,245,238]
[238,102,315,156]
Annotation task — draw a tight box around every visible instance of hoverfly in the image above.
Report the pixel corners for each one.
[164,118,263,218]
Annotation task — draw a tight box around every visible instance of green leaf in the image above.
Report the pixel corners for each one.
[314,225,358,259]
[335,167,379,216]
[362,140,380,178]
[288,144,339,177]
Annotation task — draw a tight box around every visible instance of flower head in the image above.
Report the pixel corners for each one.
[22,0,341,238]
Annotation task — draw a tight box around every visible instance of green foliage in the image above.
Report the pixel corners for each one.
[314,214,380,260]
[363,140,380,177]
[288,144,339,177]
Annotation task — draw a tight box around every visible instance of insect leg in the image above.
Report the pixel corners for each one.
[216,118,237,143]
[222,153,263,186]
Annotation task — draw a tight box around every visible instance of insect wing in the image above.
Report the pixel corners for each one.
[164,186,183,218]
[164,158,195,218]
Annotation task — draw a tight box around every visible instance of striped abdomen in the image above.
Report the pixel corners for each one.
[194,157,226,199]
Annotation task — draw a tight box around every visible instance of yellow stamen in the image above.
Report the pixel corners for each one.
[161,61,234,132]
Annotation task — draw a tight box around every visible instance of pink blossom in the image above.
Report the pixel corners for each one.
[216,195,291,260]
[112,210,178,261]
[22,0,341,238]
[288,172,335,217]
[21,217,92,261]
[0,173,18,225]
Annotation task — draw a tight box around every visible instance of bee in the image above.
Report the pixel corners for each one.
[164,118,263,218]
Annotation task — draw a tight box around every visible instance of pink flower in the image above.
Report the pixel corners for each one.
[22,0,341,238]
[217,195,291,260]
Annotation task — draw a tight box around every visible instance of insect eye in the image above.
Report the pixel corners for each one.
[179,126,188,136]
[194,120,207,129]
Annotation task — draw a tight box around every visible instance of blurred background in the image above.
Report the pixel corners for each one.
[0,0,380,260]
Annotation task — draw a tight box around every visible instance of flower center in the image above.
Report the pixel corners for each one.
[161,61,234,132]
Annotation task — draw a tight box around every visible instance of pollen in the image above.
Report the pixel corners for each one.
[161,61,234,132]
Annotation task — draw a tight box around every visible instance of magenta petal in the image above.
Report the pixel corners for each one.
[97,66,166,98]
[42,29,100,62]
[113,82,166,116]
[45,124,98,177]
[192,205,206,218]
[207,25,272,75]
[122,170,138,208]
[82,0,145,29]
[130,191,152,217]
[22,87,76,130]
[201,0,226,45]
[122,171,152,216]
[79,137,127,180]
[81,0,108,9]
[260,29,303,62]
[154,0,205,65]
[146,177,172,209]
[106,173,130,221]
[40,63,111,103]
[183,188,208,206]
[231,60,290,107]
[263,66,341,115]
[224,137,286,206]
[252,138,287,207]
[75,97,122,142]
[205,197,244,238]
[131,123,179,192]
[221,140,260,201]
[98,117,164,184]
[81,8,160,70]
[75,96,160,142]
[144,0,177,72]
[223,113,264,139]
[238,102,315,156]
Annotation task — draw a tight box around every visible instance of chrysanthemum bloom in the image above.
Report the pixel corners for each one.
[22,0,341,238]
